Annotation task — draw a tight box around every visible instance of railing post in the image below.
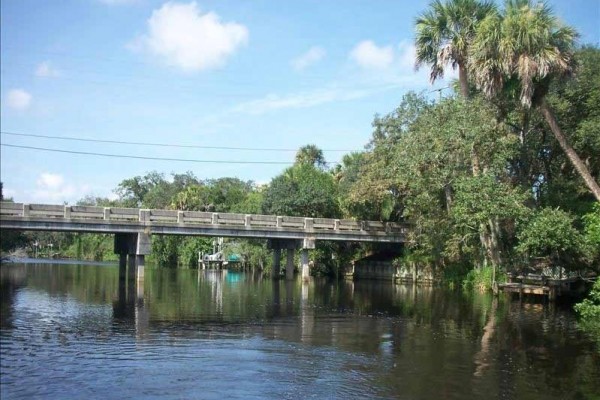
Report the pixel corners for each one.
[212,213,219,224]
[177,211,184,224]
[385,222,391,234]
[245,214,251,227]
[276,216,283,228]
[139,209,150,223]
[64,205,71,219]
[360,221,366,231]
[22,204,30,218]
[103,207,111,221]
[334,219,340,231]
[304,217,313,231]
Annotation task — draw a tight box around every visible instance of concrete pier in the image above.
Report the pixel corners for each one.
[273,248,281,278]
[301,249,310,281]
[286,248,295,280]
[114,232,150,285]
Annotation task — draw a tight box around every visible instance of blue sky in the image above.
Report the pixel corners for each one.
[1,0,598,204]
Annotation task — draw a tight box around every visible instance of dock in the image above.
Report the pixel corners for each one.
[499,274,584,301]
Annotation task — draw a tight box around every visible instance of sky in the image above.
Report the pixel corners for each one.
[1,0,599,204]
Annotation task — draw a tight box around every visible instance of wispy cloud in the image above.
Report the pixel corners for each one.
[35,61,61,78]
[131,1,248,72]
[232,40,431,116]
[232,83,409,116]
[30,172,92,204]
[291,46,326,71]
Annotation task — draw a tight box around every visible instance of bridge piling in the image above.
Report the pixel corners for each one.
[273,248,281,278]
[286,249,295,280]
[301,249,309,281]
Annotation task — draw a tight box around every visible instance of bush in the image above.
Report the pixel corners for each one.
[462,266,506,292]
[575,279,600,328]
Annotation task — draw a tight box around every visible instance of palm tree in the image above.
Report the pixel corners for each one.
[416,0,502,270]
[469,0,600,201]
[295,144,327,169]
[415,0,496,97]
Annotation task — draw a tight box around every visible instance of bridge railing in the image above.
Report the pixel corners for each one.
[0,202,408,235]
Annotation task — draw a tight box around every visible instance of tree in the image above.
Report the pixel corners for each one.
[415,0,496,97]
[469,0,600,201]
[262,163,339,218]
[295,144,327,169]
[516,208,588,268]
[350,92,431,221]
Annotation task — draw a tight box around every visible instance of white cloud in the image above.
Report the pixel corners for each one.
[32,173,92,204]
[350,40,394,69]
[38,173,64,189]
[132,1,248,72]
[5,89,32,111]
[35,61,61,78]
[291,46,326,71]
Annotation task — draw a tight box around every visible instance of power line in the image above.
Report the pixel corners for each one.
[1,143,328,164]
[0,131,357,152]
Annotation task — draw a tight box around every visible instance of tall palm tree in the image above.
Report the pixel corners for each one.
[415,0,496,97]
[416,0,502,270]
[470,0,600,201]
[295,144,327,169]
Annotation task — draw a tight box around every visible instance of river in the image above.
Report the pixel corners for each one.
[0,261,598,399]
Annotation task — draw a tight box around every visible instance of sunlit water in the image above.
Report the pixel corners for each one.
[1,262,598,399]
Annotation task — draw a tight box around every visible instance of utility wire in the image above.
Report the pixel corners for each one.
[0,131,356,152]
[0,143,338,165]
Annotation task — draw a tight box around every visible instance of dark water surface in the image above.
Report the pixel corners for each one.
[1,262,598,399]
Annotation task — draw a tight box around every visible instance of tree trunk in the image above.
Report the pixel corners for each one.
[444,184,453,214]
[471,148,495,268]
[458,63,470,98]
[539,99,600,201]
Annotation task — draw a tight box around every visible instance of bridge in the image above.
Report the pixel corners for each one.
[0,202,408,281]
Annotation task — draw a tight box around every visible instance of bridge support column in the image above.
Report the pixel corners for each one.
[286,248,295,280]
[119,253,127,283]
[135,232,150,282]
[114,232,151,283]
[301,237,315,281]
[301,249,310,281]
[273,248,281,278]
[127,252,136,280]
[268,239,299,279]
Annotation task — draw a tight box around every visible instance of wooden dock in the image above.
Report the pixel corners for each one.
[499,275,584,301]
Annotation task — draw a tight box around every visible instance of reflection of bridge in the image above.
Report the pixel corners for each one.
[0,202,408,281]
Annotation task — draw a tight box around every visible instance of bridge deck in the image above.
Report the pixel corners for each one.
[0,202,407,243]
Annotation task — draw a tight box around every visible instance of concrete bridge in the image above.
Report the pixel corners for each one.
[0,202,408,281]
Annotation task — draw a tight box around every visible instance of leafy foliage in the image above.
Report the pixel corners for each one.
[575,279,600,338]
[516,208,588,266]
[262,163,340,218]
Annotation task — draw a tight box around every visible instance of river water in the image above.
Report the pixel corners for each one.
[0,262,598,399]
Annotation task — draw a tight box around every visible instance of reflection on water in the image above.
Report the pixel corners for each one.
[1,262,599,399]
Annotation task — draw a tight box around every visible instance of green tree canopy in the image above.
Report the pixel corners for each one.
[262,163,339,218]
